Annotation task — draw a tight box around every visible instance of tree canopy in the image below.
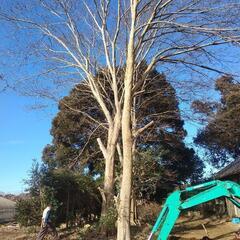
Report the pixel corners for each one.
[193,76,240,166]
[17,160,101,227]
[46,67,203,200]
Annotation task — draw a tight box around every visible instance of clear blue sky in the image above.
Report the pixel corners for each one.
[0,92,54,194]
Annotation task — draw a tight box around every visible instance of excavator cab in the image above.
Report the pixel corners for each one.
[148,180,240,240]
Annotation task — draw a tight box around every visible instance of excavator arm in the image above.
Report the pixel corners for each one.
[148,180,240,240]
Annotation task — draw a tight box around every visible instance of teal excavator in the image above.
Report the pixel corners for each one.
[148,180,240,240]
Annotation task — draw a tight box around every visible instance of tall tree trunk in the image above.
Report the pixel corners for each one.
[130,193,139,226]
[130,138,140,226]
[101,142,117,215]
[99,112,121,217]
[117,2,137,239]
[101,157,115,215]
[130,97,139,226]
[117,104,133,239]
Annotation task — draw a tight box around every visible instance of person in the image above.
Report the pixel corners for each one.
[36,204,59,240]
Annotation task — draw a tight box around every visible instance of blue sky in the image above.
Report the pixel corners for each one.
[0,92,54,193]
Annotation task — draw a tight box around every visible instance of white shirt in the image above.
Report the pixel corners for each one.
[42,206,51,224]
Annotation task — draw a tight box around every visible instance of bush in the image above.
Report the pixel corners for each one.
[99,206,117,233]
[16,197,41,227]
[138,201,162,225]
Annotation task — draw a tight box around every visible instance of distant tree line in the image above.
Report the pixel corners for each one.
[193,75,240,167]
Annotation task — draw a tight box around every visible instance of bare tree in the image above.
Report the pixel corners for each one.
[1,0,240,239]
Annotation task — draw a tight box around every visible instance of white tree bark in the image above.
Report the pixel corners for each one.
[117,1,138,239]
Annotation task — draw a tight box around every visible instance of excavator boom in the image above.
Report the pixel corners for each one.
[148,180,240,240]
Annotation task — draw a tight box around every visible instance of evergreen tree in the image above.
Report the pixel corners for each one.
[193,75,240,166]
[47,67,203,199]
[17,160,101,227]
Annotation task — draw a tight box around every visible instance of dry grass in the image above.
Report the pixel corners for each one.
[1,216,239,240]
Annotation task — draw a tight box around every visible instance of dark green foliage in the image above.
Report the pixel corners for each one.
[47,66,203,200]
[193,76,240,166]
[132,67,203,199]
[19,160,101,227]
[133,150,162,199]
[40,185,60,224]
[135,67,186,145]
[41,169,101,226]
[24,160,47,197]
[42,145,57,168]
[133,145,203,201]
[99,206,117,234]
[16,198,41,227]
[45,81,105,173]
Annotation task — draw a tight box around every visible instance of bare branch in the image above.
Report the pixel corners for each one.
[133,120,154,139]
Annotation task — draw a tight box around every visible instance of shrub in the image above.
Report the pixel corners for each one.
[99,206,117,234]
[138,201,162,225]
[16,197,41,227]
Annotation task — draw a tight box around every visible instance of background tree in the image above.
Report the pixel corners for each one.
[16,160,101,228]
[133,145,203,201]
[45,66,203,222]
[41,169,101,227]
[44,81,105,172]
[16,198,41,227]
[193,75,240,167]
[130,66,204,222]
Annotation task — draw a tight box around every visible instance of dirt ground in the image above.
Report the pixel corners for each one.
[172,216,240,240]
[0,224,30,240]
[0,217,240,239]
[0,223,80,240]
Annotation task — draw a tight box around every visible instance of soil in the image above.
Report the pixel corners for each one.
[172,216,240,240]
[0,223,31,240]
[0,217,239,240]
